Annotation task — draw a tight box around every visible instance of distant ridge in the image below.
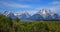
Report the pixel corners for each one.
[2,9,60,20]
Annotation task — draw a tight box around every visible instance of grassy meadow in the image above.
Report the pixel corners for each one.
[0,14,60,32]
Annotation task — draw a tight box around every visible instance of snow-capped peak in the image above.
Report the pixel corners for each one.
[19,12,30,17]
[37,8,52,15]
[3,11,11,16]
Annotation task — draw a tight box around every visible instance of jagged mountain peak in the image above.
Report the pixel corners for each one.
[4,11,11,14]
[37,8,52,15]
[15,12,30,16]
[16,12,31,20]
[2,9,60,20]
[21,12,29,15]
[18,12,30,17]
[3,11,11,16]
[3,11,16,18]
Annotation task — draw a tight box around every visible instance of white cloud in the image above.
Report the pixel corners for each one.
[0,1,30,8]
[51,1,60,5]
[48,1,60,12]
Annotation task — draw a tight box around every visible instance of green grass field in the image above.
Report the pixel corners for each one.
[17,21,60,32]
[0,14,60,32]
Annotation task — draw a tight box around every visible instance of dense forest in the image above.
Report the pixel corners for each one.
[0,14,60,32]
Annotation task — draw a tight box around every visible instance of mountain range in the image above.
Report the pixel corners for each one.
[1,9,60,20]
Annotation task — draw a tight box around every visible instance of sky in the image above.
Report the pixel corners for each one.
[0,0,60,14]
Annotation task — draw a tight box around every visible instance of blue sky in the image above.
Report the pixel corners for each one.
[0,0,60,14]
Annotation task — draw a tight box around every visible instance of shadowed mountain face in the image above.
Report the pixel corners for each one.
[2,9,60,20]
[17,12,31,20]
[27,14,43,20]
[26,9,53,20]
[3,11,17,19]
